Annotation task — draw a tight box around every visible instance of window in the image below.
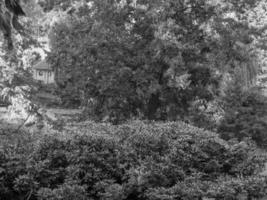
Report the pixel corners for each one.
[39,71,43,76]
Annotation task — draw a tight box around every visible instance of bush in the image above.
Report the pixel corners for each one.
[0,121,267,199]
[219,84,267,148]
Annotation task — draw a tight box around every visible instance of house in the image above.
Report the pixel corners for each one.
[33,60,55,84]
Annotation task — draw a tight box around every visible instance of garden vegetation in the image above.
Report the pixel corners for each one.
[0,0,267,199]
[1,121,267,200]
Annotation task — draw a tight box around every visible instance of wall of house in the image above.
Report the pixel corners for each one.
[34,69,55,84]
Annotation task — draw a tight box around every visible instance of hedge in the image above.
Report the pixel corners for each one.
[0,121,267,199]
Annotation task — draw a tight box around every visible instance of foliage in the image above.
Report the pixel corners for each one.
[0,2,266,200]
[37,0,88,12]
[0,0,47,122]
[48,0,264,123]
[0,0,27,50]
[0,121,267,199]
[218,82,267,148]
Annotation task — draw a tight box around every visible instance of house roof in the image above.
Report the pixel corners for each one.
[33,60,52,70]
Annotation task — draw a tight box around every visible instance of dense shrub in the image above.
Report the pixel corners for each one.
[0,121,267,199]
[219,84,267,148]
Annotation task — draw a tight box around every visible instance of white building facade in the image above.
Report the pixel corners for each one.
[33,60,55,84]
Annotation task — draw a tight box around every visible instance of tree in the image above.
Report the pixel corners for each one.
[0,0,47,122]
[0,0,25,50]
[48,0,265,123]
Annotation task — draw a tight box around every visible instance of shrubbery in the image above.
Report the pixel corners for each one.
[1,121,267,200]
[219,84,267,148]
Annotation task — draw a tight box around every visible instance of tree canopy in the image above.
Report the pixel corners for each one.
[47,0,266,123]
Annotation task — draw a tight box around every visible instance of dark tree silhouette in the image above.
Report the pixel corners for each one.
[0,0,25,50]
[5,0,25,16]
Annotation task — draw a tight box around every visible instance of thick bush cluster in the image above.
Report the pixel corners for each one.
[219,85,267,148]
[1,121,267,200]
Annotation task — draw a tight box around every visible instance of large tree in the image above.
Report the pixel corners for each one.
[0,0,26,50]
[48,0,265,123]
